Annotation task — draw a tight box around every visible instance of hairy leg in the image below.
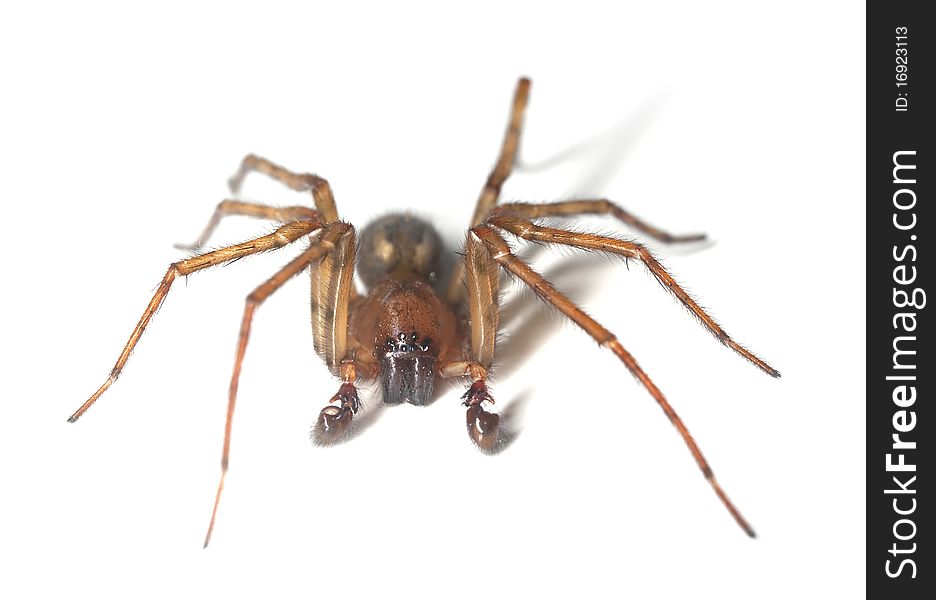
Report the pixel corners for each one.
[67,218,323,423]
[492,199,706,244]
[486,214,779,377]
[228,154,339,223]
[203,222,352,547]
[469,224,760,537]
[446,78,531,304]
[176,199,320,252]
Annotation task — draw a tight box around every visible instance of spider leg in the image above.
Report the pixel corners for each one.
[446,77,531,304]
[467,78,531,228]
[470,224,758,537]
[227,154,339,223]
[175,199,320,252]
[492,199,706,243]
[220,158,359,300]
[203,221,352,547]
[486,214,779,377]
[67,218,324,423]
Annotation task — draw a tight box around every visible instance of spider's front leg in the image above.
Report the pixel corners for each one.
[68,218,324,423]
[203,221,354,546]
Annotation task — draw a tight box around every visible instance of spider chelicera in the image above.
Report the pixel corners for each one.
[68,77,779,546]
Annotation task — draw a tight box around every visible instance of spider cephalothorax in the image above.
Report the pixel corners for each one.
[355,214,454,407]
[69,78,778,547]
[358,274,456,407]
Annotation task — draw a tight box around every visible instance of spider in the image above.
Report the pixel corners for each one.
[68,77,779,547]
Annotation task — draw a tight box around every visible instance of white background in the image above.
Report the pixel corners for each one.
[0,2,864,598]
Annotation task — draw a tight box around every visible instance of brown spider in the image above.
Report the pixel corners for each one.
[68,77,779,546]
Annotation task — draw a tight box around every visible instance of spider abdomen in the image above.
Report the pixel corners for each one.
[358,213,443,287]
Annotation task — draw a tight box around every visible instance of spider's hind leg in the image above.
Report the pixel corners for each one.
[491,199,706,244]
[176,200,321,252]
[180,153,344,251]
[486,214,779,377]
[228,154,339,223]
[445,77,531,305]
[468,224,761,537]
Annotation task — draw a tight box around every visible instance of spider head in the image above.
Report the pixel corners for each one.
[370,277,456,407]
[380,331,436,406]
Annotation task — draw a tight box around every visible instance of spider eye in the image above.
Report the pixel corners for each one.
[410,331,418,341]
[420,338,431,352]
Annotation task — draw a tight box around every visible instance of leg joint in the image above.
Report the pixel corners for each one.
[245,291,263,306]
[471,226,512,260]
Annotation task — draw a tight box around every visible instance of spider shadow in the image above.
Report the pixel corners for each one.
[517,89,716,255]
[459,254,619,453]
[519,90,666,194]
[493,253,618,381]
[488,387,533,454]
[427,376,530,455]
